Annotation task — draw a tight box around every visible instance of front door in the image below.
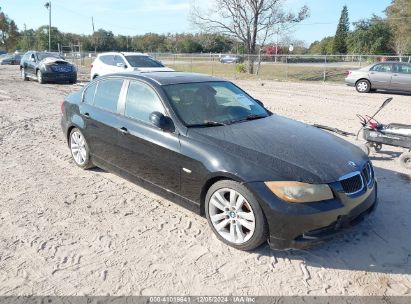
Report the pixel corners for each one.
[391,63,411,92]
[116,80,181,194]
[369,63,394,90]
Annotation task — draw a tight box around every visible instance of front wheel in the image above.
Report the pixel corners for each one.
[69,128,94,169]
[205,180,268,251]
[37,70,44,84]
[399,152,411,170]
[21,68,28,81]
[356,79,371,93]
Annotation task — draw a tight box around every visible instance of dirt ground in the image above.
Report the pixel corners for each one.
[0,65,410,296]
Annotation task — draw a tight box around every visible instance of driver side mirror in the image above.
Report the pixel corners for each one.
[149,112,175,132]
[116,62,127,68]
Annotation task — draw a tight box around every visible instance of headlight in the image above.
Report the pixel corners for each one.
[264,181,334,203]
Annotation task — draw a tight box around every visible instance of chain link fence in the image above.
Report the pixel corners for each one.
[67,52,411,83]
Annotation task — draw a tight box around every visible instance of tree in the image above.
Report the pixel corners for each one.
[191,0,309,73]
[333,5,349,54]
[308,37,334,55]
[347,16,394,54]
[0,12,19,51]
[386,0,411,55]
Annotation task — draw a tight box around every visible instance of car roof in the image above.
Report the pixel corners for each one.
[111,71,226,86]
[98,52,148,57]
[373,61,409,64]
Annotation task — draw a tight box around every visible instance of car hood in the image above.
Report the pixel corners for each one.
[133,67,174,72]
[189,115,368,184]
[40,57,70,65]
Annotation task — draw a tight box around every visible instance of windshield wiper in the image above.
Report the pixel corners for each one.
[230,114,268,124]
[187,121,227,128]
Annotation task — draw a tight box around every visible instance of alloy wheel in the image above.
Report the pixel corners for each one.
[70,131,87,166]
[208,188,256,244]
[357,81,368,92]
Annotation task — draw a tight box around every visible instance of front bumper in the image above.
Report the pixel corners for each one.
[42,71,77,82]
[246,180,378,250]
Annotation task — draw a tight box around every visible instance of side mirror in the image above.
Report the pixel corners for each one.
[149,112,175,132]
[116,62,126,68]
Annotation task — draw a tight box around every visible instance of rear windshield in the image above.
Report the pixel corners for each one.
[125,55,164,68]
[36,52,63,61]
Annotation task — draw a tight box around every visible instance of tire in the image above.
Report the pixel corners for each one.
[205,180,268,251]
[69,128,94,169]
[399,152,411,170]
[373,143,382,153]
[21,68,28,81]
[356,79,371,93]
[37,70,44,84]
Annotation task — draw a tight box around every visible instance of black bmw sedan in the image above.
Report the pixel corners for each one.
[61,72,377,251]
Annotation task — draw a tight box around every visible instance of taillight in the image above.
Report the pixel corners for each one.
[61,101,64,114]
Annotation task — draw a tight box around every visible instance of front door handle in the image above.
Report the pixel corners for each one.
[82,112,91,119]
[119,127,129,135]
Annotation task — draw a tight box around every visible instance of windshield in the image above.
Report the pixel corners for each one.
[125,55,164,68]
[36,52,63,61]
[163,81,269,127]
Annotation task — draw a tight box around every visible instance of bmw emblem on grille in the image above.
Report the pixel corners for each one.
[348,161,357,168]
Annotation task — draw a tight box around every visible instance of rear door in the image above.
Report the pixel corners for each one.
[391,63,411,92]
[79,77,126,165]
[369,63,394,89]
[116,79,181,193]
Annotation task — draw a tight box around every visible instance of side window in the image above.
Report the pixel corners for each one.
[124,81,164,123]
[113,55,126,66]
[94,79,123,112]
[371,64,392,73]
[396,64,411,74]
[100,55,114,66]
[83,82,97,105]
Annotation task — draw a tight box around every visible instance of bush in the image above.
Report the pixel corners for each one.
[236,63,247,73]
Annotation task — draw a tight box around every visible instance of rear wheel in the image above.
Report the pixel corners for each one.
[37,70,44,84]
[399,152,411,170]
[69,128,94,169]
[205,180,268,251]
[356,79,371,93]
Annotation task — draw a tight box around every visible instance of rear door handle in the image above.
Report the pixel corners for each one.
[118,127,129,135]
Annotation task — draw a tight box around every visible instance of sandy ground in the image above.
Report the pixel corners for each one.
[0,65,410,296]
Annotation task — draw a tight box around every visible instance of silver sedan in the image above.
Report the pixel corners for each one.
[345,61,411,93]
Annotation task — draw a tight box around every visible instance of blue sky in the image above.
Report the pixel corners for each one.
[0,0,391,45]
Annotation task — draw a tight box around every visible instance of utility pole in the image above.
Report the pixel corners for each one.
[92,17,97,54]
[44,1,51,51]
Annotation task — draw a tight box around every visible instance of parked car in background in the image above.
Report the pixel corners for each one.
[20,51,77,84]
[346,61,411,93]
[0,53,22,65]
[90,52,173,80]
[61,71,377,251]
[220,54,243,64]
